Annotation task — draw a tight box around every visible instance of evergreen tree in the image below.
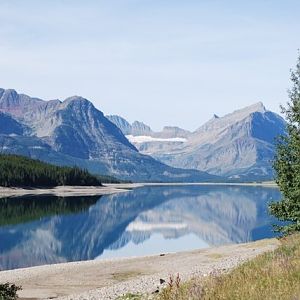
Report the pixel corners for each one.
[0,154,104,187]
[0,154,123,187]
[269,53,300,234]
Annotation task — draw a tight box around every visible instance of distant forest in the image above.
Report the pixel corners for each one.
[0,154,119,187]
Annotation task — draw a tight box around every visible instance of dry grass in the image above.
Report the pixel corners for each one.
[115,293,143,300]
[205,253,224,260]
[112,271,143,282]
[157,234,300,300]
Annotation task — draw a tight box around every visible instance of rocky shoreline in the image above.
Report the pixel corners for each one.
[0,183,143,198]
[0,182,277,199]
[0,238,279,300]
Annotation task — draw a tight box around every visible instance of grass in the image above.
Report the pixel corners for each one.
[205,253,224,260]
[112,271,143,282]
[116,293,143,300]
[157,234,300,300]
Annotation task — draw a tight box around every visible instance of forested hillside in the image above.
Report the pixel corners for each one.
[0,154,107,187]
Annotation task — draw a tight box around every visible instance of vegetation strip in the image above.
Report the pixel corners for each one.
[117,235,300,300]
[0,154,121,187]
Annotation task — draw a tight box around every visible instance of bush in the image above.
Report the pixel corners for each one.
[0,283,22,300]
[269,53,300,235]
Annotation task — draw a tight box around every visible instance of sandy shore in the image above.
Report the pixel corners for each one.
[0,238,279,300]
[0,183,143,198]
[0,181,277,199]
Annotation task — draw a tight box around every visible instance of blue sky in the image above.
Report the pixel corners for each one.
[0,0,299,130]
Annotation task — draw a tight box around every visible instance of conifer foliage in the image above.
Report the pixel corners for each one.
[269,54,300,234]
[0,154,103,187]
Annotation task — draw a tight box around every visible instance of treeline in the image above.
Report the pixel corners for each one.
[0,154,105,187]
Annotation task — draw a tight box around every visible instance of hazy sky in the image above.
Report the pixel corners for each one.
[0,0,299,131]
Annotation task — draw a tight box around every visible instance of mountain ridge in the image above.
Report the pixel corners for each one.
[108,102,286,180]
[0,88,220,182]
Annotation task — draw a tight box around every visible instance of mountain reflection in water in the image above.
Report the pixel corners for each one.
[0,185,281,270]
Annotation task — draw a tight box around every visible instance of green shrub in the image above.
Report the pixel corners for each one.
[269,53,300,235]
[0,283,22,300]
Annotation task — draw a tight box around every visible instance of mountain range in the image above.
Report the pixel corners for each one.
[0,88,218,182]
[0,88,286,181]
[108,102,286,181]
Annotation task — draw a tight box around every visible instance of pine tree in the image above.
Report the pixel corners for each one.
[0,154,104,187]
[269,53,300,234]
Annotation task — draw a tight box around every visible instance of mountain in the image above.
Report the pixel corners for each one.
[107,116,191,159]
[0,88,219,182]
[107,115,191,139]
[106,115,153,136]
[0,112,26,135]
[109,103,286,181]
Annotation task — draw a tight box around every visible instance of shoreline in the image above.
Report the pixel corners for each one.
[0,183,143,198]
[0,181,277,198]
[0,238,280,300]
[0,182,280,299]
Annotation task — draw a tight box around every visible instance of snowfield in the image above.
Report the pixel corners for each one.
[126,135,187,143]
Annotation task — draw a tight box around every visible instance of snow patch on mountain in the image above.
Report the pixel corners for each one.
[126,135,187,143]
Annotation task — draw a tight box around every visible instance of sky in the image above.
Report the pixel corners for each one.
[0,0,299,131]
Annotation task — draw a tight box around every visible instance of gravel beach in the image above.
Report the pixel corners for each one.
[0,184,143,198]
[0,238,279,300]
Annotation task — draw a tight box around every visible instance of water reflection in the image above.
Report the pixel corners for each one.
[0,185,281,270]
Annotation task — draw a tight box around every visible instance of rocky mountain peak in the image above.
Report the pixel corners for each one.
[163,126,183,131]
[131,121,152,135]
[237,101,266,115]
[161,126,191,138]
[62,96,94,109]
[0,88,44,118]
[196,102,268,134]
[0,89,19,107]
[106,115,132,135]
[107,115,130,126]
[132,120,151,129]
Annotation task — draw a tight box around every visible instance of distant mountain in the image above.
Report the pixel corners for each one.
[0,88,219,182]
[107,116,191,161]
[107,115,191,139]
[109,103,286,181]
[106,115,153,136]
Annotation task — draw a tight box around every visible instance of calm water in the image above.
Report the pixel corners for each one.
[0,185,281,270]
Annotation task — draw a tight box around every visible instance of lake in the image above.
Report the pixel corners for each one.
[0,185,281,271]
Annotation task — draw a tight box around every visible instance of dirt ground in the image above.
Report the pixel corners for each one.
[0,238,279,300]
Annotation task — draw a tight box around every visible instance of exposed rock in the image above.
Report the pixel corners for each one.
[110,102,286,181]
[0,88,219,182]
